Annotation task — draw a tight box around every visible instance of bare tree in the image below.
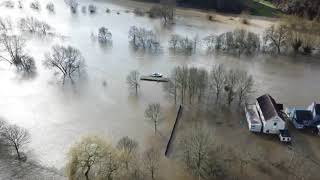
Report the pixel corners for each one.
[196,69,208,103]
[97,150,121,180]
[0,17,13,34]
[30,0,40,10]
[187,67,198,104]
[145,103,162,134]
[98,27,112,44]
[236,70,254,107]
[168,34,195,54]
[163,67,179,104]
[176,66,188,104]
[210,64,226,104]
[263,24,290,54]
[203,34,216,53]
[0,34,36,73]
[180,126,213,180]
[19,17,52,35]
[225,69,239,106]
[1,124,30,160]
[65,0,78,13]
[44,45,85,84]
[46,2,55,12]
[149,0,175,24]
[143,147,161,180]
[128,26,160,51]
[126,70,140,95]
[66,136,115,180]
[117,136,138,170]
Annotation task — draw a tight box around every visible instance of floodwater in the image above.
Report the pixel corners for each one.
[0,0,320,170]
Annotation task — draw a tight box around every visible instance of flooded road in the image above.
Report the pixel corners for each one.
[0,0,320,169]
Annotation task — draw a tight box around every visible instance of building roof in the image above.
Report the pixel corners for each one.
[257,94,282,121]
[245,104,262,125]
[295,110,313,124]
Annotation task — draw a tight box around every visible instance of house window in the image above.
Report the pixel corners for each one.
[274,122,277,126]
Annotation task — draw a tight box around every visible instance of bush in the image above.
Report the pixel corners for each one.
[134,8,145,16]
[46,2,54,12]
[88,4,96,14]
[240,11,250,25]
[30,0,40,10]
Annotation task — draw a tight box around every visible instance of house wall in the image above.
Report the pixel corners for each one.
[263,116,285,134]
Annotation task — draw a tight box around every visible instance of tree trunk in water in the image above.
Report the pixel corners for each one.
[135,84,138,95]
[15,146,21,160]
[151,169,155,180]
[85,166,90,180]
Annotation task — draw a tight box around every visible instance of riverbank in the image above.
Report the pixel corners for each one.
[95,0,277,29]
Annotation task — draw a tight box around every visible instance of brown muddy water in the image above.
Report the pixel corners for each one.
[0,0,320,169]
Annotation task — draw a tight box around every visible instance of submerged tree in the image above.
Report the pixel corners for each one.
[0,34,36,73]
[145,103,162,134]
[46,2,55,12]
[224,69,239,106]
[19,17,52,35]
[168,34,196,54]
[65,0,78,13]
[98,27,112,44]
[215,29,260,56]
[1,124,30,160]
[263,24,290,54]
[236,70,254,107]
[44,45,85,84]
[126,70,140,95]
[128,26,160,51]
[210,64,226,104]
[30,0,40,10]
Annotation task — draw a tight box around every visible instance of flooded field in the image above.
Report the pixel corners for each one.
[0,0,320,171]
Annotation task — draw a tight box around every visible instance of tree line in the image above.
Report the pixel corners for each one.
[273,0,320,21]
[130,21,319,56]
[66,135,162,180]
[126,65,254,109]
[137,0,246,13]
[163,65,254,108]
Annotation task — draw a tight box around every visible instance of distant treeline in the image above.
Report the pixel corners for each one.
[273,0,320,20]
[134,0,247,13]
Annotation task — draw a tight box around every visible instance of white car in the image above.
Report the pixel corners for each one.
[150,73,163,78]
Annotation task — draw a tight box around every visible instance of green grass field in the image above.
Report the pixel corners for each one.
[249,0,282,17]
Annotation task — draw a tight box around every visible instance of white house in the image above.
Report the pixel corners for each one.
[255,94,286,134]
